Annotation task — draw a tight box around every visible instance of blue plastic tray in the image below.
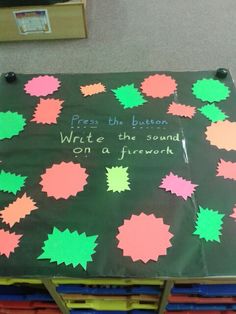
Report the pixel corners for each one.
[0,293,52,301]
[166,303,236,311]
[172,284,236,297]
[57,285,161,295]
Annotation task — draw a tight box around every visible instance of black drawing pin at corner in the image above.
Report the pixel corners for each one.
[4,72,17,83]
[216,68,228,79]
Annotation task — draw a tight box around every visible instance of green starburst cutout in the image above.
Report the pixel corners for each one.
[112,84,147,109]
[38,227,98,269]
[0,170,27,195]
[0,111,26,140]
[106,166,130,192]
[199,103,228,122]
[192,78,230,103]
[193,206,224,242]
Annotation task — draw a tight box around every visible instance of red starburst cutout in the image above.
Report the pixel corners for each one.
[117,213,173,263]
[0,229,22,257]
[140,74,177,98]
[31,98,64,124]
[217,159,236,181]
[230,206,236,220]
[40,162,88,200]
[167,102,196,118]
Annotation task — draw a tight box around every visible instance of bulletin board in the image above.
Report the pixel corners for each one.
[0,71,236,278]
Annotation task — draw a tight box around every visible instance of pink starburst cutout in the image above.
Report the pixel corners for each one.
[40,162,88,200]
[24,75,61,97]
[159,172,198,200]
[117,213,173,263]
[140,74,177,98]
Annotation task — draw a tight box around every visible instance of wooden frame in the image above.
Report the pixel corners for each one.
[0,0,87,41]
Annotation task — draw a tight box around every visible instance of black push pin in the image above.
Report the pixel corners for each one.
[4,72,17,83]
[216,68,228,79]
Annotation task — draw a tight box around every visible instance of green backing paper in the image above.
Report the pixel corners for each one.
[38,227,98,270]
[112,84,147,109]
[199,104,228,122]
[193,206,224,242]
[192,78,230,103]
[106,166,130,192]
[0,111,26,140]
[0,170,27,195]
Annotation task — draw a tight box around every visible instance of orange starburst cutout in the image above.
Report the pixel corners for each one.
[80,83,106,96]
[206,120,236,151]
[1,193,37,227]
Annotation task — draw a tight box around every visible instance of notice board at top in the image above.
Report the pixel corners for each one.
[0,71,236,278]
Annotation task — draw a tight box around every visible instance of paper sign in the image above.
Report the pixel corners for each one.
[159,172,198,200]
[0,229,22,257]
[199,104,228,122]
[193,206,224,242]
[38,227,98,269]
[106,166,130,193]
[117,213,173,263]
[206,120,236,151]
[13,10,51,35]
[167,102,196,118]
[192,78,230,103]
[80,83,106,96]
[112,84,147,109]
[0,170,27,195]
[24,75,61,97]
[0,193,37,227]
[0,111,26,140]
[31,98,64,124]
[216,159,236,180]
[140,74,177,98]
[40,161,88,200]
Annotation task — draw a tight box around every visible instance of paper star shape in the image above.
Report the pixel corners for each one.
[40,161,88,200]
[38,227,98,269]
[117,213,173,263]
[193,206,224,242]
[106,166,130,192]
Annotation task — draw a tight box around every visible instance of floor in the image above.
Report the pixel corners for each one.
[0,0,236,79]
